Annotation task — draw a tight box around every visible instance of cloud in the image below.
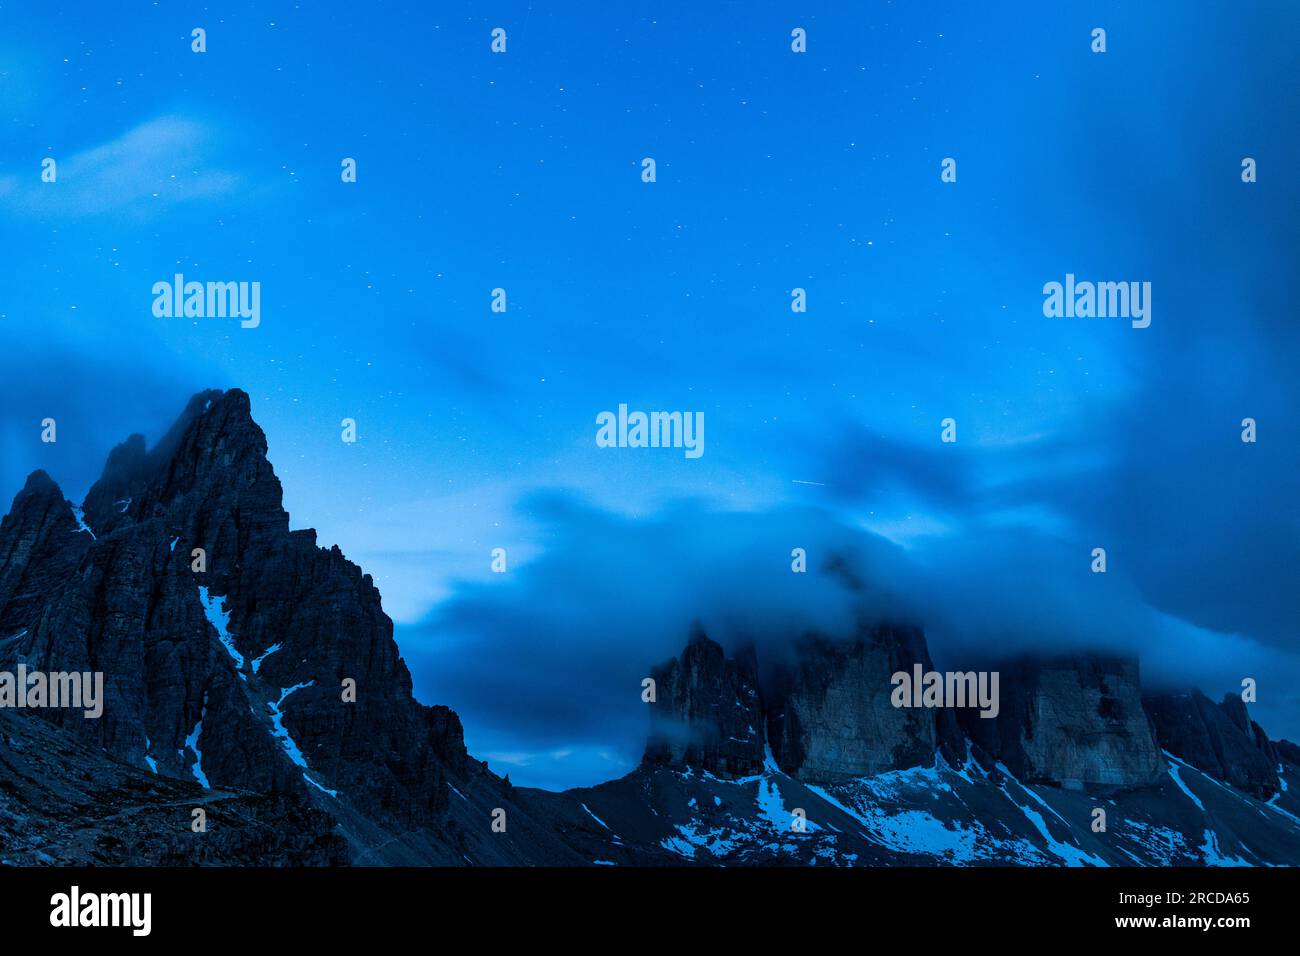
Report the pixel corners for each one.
[0,116,240,218]
[399,495,878,785]
[400,483,1300,791]
[0,340,206,508]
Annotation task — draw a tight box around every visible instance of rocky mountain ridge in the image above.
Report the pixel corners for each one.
[0,389,577,865]
[1,388,1296,866]
[626,632,1299,866]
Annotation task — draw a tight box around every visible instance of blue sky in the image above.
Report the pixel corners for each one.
[2,1,1298,789]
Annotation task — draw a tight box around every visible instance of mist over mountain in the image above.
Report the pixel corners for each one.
[2,389,1297,867]
[405,488,1300,789]
[7,368,1295,793]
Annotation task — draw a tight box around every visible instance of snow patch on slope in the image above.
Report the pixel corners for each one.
[1165,754,1206,811]
[304,774,338,798]
[1264,793,1300,828]
[1200,828,1251,866]
[582,803,613,831]
[1119,819,1188,865]
[71,505,96,539]
[251,643,281,674]
[802,756,1041,864]
[184,694,210,788]
[812,777,983,861]
[268,682,314,767]
[198,586,244,671]
[660,822,746,858]
[265,681,337,798]
[994,763,1106,867]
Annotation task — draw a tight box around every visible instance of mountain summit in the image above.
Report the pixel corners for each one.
[0,389,579,864]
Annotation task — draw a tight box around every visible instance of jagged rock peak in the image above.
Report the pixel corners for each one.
[3,470,73,532]
[0,470,87,635]
[90,389,259,482]
[80,388,284,535]
[151,388,258,462]
[1145,690,1280,799]
[0,385,475,849]
[18,469,63,496]
[643,625,765,779]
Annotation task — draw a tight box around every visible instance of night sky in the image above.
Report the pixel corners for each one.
[1,2,1297,789]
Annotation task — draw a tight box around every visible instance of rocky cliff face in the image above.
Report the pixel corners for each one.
[645,632,1168,793]
[0,389,468,844]
[1145,691,1280,798]
[0,470,91,637]
[614,630,1300,867]
[643,625,765,779]
[960,655,1165,791]
[766,623,962,784]
[643,628,1180,795]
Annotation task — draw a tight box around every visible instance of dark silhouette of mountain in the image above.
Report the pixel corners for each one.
[572,631,1299,866]
[1,389,1297,866]
[0,389,583,865]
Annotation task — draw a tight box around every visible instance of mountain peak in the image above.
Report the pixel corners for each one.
[19,469,62,497]
[0,471,87,635]
[0,386,513,860]
[80,388,279,535]
[1146,689,1281,798]
[145,387,253,464]
[186,386,231,414]
[644,626,765,779]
